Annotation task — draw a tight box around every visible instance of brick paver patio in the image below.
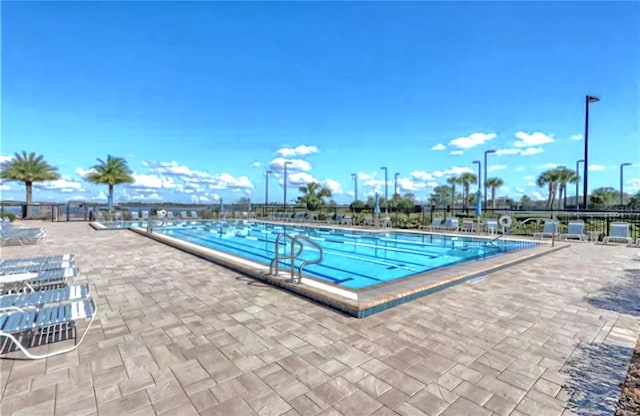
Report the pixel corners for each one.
[1,222,639,416]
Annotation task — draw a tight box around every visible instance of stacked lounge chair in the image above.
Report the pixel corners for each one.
[0,254,96,359]
[1,220,46,246]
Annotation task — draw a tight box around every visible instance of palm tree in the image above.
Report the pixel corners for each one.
[296,182,332,211]
[536,169,562,209]
[447,176,458,210]
[84,155,134,211]
[556,169,578,209]
[485,177,504,209]
[0,152,60,218]
[458,172,478,210]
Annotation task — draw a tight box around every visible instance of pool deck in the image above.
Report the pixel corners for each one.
[1,221,639,416]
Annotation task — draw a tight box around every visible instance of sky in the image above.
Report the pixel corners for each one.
[2,1,639,205]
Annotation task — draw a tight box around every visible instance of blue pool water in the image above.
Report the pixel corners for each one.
[151,221,538,289]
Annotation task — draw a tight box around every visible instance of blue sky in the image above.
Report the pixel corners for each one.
[2,1,639,204]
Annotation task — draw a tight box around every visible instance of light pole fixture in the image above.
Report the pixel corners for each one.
[264,170,272,216]
[351,173,358,202]
[583,95,600,209]
[283,161,292,212]
[380,166,388,214]
[620,162,632,206]
[483,149,497,209]
[575,159,584,211]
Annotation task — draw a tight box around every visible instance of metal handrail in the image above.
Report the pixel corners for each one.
[291,235,324,283]
[486,217,546,246]
[270,233,303,276]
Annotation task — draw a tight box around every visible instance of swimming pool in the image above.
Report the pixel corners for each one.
[153,221,537,289]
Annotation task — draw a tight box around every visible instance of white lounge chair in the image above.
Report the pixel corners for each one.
[0,298,97,359]
[484,219,498,234]
[603,222,634,245]
[442,218,459,231]
[562,221,587,241]
[534,221,559,239]
[461,219,475,232]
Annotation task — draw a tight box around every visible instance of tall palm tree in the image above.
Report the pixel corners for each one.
[556,169,578,209]
[536,169,562,209]
[84,155,134,211]
[485,177,504,209]
[447,176,458,210]
[458,172,478,210]
[0,152,60,218]
[296,182,332,211]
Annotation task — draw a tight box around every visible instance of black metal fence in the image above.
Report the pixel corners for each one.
[2,202,639,240]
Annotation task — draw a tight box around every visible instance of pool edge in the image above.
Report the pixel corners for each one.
[129,227,568,318]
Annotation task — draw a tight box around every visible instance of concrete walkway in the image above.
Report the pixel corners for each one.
[1,222,639,416]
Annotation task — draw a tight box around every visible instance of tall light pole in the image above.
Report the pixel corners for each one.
[472,160,481,212]
[380,166,388,214]
[483,149,496,209]
[394,172,400,197]
[351,173,358,202]
[575,159,584,211]
[583,95,600,209]
[283,161,292,212]
[264,170,272,216]
[620,162,632,206]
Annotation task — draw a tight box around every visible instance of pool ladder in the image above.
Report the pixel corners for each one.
[269,233,324,283]
[485,217,543,249]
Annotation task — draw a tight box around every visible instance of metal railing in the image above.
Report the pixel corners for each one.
[269,232,324,283]
[269,233,303,276]
[291,235,324,284]
[486,217,544,247]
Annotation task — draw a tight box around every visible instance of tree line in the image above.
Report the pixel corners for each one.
[1,152,638,217]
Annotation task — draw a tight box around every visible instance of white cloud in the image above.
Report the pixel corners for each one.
[92,191,107,201]
[496,149,521,156]
[431,144,446,151]
[523,175,535,180]
[397,177,427,192]
[449,132,496,149]
[250,162,261,168]
[432,166,473,178]
[324,179,343,194]
[449,150,464,156]
[514,187,525,194]
[519,147,544,156]
[131,173,177,189]
[75,167,95,177]
[570,134,583,141]
[514,166,525,172]
[537,163,561,169]
[0,183,10,191]
[36,177,83,193]
[488,165,507,172]
[527,182,537,187]
[588,164,605,171]
[141,160,254,191]
[411,171,434,181]
[276,145,318,157]
[0,155,13,163]
[268,157,312,172]
[198,195,209,202]
[514,131,554,147]
[283,172,317,187]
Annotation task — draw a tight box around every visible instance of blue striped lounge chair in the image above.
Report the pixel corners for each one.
[603,222,633,245]
[0,254,75,275]
[1,284,90,311]
[1,267,80,293]
[0,298,96,359]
